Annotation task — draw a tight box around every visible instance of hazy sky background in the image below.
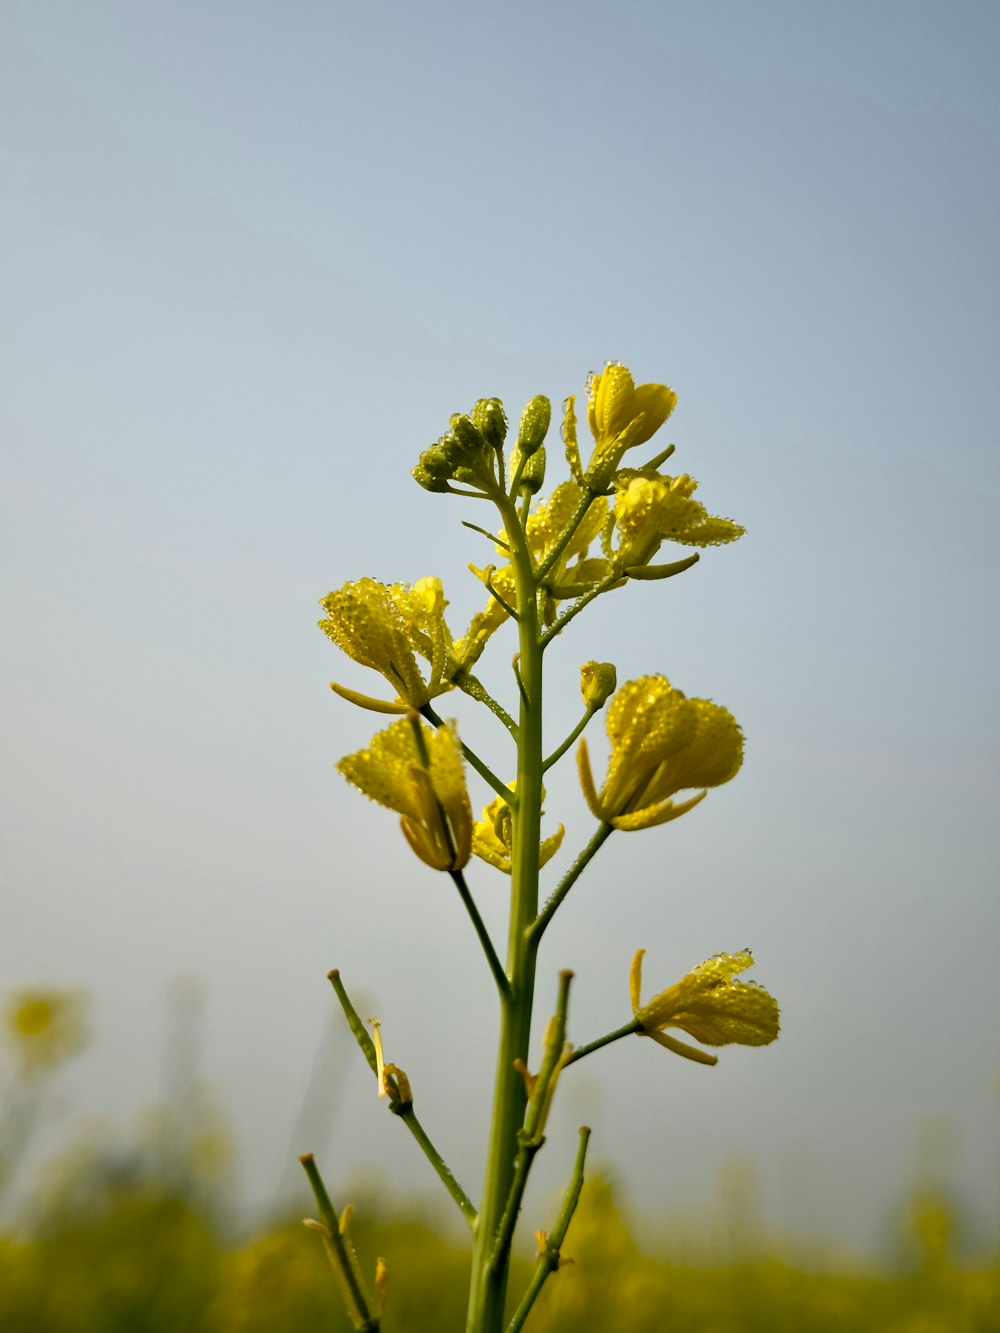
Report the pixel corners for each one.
[3,1,999,1254]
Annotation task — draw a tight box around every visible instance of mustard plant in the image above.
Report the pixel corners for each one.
[301,363,780,1332]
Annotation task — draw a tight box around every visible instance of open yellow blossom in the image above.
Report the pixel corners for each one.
[630,948,780,1065]
[577,676,743,831]
[338,716,473,872]
[610,472,745,569]
[587,363,677,449]
[472,789,565,874]
[320,576,486,713]
[6,988,88,1076]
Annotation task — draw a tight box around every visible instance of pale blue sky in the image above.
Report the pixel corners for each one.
[3,1,999,1252]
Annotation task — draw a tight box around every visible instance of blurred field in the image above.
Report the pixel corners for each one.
[1,1145,997,1332]
[3,988,998,1331]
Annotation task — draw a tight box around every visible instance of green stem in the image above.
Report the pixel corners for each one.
[300,1153,380,1332]
[539,573,622,649]
[454,670,518,737]
[450,870,510,999]
[542,704,597,773]
[394,1106,478,1227]
[420,703,510,799]
[328,969,478,1227]
[328,969,378,1074]
[466,488,546,1333]
[462,519,510,553]
[529,823,613,946]
[505,1126,592,1332]
[564,1018,642,1067]
[489,971,574,1272]
[535,491,595,583]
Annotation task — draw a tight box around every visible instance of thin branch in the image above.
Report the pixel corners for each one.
[420,703,510,799]
[326,970,478,1228]
[535,490,595,583]
[394,1106,478,1227]
[538,573,622,649]
[484,571,518,621]
[563,1018,642,1068]
[300,1153,380,1332]
[542,705,597,773]
[462,520,510,552]
[512,654,530,709]
[450,870,509,999]
[528,823,614,945]
[453,670,518,736]
[505,1126,591,1332]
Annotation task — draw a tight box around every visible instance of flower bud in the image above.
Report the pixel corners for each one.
[412,463,451,493]
[471,397,508,451]
[516,395,551,458]
[450,413,485,454]
[518,445,546,494]
[580,661,617,710]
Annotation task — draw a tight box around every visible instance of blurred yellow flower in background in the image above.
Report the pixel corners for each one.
[5,988,88,1078]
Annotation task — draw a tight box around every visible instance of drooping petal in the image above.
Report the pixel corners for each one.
[337,718,473,872]
[634,950,780,1054]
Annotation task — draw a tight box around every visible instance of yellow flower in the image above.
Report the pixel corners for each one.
[320,576,480,713]
[6,988,87,1076]
[472,789,565,874]
[630,948,780,1065]
[338,716,473,872]
[587,363,677,449]
[611,473,745,568]
[577,676,743,831]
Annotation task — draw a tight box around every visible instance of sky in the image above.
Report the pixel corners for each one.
[2,0,999,1256]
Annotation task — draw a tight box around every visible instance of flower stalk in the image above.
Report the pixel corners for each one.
[312,362,778,1332]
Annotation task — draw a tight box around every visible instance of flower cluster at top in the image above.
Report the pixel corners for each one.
[320,363,747,876]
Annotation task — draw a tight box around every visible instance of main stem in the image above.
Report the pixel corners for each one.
[466,491,544,1333]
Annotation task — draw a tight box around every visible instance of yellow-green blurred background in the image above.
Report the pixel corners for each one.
[2,987,998,1329]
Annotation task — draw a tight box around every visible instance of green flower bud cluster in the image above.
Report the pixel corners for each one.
[413,398,508,493]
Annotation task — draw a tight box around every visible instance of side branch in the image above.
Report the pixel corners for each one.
[542,704,597,773]
[528,823,614,945]
[300,1153,381,1332]
[327,969,478,1228]
[453,670,518,737]
[393,1105,479,1227]
[450,870,510,999]
[535,491,595,583]
[538,574,624,649]
[420,703,510,799]
[563,1018,642,1067]
[505,1126,592,1333]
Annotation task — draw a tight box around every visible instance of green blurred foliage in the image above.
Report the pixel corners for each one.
[3,987,998,1329]
[1,1149,998,1333]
